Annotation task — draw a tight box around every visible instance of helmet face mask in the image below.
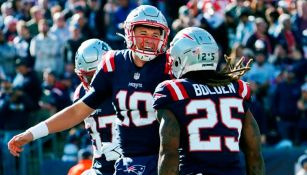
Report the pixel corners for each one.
[75,39,111,89]
[124,5,170,61]
[170,27,219,79]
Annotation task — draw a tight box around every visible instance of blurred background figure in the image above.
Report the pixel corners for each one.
[297,83,307,146]
[67,148,93,175]
[13,20,34,69]
[30,19,62,77]
[0,29,16,79]
[172,5,200,33]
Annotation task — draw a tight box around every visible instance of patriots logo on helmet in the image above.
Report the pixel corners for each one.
[125,165,146,175]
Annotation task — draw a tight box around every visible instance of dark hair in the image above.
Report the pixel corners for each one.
[182,55,252,87]
[182,70,236,87]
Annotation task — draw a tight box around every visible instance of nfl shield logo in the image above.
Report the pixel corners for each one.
[134,72,140,80]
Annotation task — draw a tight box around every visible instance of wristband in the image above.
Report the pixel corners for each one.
[26,122,49,140]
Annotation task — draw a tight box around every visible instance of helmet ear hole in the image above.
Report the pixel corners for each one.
[174,60,179,67]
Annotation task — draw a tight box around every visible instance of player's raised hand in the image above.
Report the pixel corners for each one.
[8,131,33,157]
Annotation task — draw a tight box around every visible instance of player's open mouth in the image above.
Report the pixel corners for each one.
[143,47,154,52]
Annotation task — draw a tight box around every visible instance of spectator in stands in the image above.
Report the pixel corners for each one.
[243,47,275,103]
[3,16,18,43]
[13,20,34,69]
[292,0,307,42]
[265,7,280,37]
[172,5,200,34]
[249,80,268,145]
[108,0,137,49]
[26,6,43,37]
[249,0,267,19]
[12,58,42,112]
[50,12,70,50]
[30,19,62,77]
[63,23,85,65]
[0,29,16,78]
[13,0,33,22]
[0,2,14,28]
[85,0,106,39]
[272,68,302,146]
[224,9,238,52]
[275,13,302,55]
[37,0,52,23]
[198,2,228,54]
[39,68,72,116]
[68,148,93,175]
[0,77,32,130]
[235,7,255,46]
[246,17,274,55]
[69,13,91,39]
[297,83,307,145]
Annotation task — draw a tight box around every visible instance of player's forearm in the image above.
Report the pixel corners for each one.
[158,151,179,175]
[245,152,265,175]
[45,101,93,134]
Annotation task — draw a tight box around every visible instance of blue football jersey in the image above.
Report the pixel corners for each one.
[73,84,119,174]
[153,79,252,175]
[82,49,172,156]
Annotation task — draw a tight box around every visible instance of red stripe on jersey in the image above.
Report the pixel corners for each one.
[102,51,115,72]
[73,84,83,102]
[176,81,189,99]
[109,51,115,70]
[238,80,244,98]
[165,82,179,101]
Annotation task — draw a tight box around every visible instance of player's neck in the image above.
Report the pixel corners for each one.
[132,54,146,68]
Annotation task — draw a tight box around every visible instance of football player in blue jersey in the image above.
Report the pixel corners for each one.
[153,27,265,175]
[73,39,121,175]
[8,5,172,175]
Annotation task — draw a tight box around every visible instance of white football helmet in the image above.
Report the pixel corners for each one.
[170,27,219,79]
[123,5,170,61]
[75,39,111,89]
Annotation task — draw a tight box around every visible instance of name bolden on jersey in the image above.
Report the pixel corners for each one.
[193,83,236,96]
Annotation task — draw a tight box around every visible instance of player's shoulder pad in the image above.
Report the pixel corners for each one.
[99,50,116,72]
[237,79,251,101]
[73,84,84,102]
[156,79,189,102]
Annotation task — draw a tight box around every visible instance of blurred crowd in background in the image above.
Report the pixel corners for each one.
[0,0,306,164]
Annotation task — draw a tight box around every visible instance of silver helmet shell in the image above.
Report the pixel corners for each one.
[75,39,111,88]
[170,27,219,79]
[124,5,170,61]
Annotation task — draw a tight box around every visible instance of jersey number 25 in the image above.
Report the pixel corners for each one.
[187,98,243,152]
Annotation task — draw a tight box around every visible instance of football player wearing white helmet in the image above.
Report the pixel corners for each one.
[73,39,121,175]
[121,4,170,62]
[153,27,265,175]
[8,5,172,175]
